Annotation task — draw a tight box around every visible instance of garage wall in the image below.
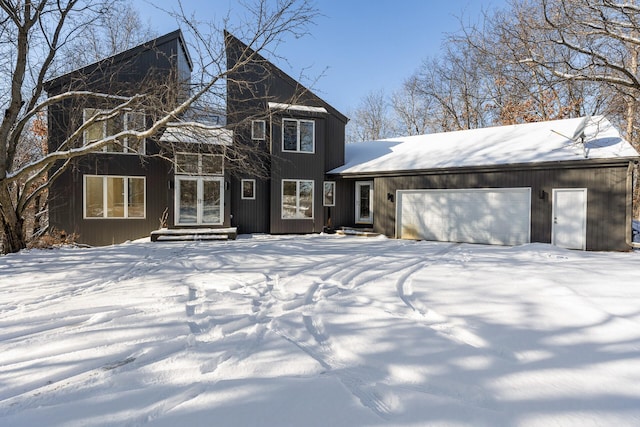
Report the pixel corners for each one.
[364,162,631,251]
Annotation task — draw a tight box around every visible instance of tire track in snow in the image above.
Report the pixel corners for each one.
[307,280,394,419]
[394,243,519,363]
[184,241,500,419]
[268,278,395,420]
[396,243,459,316]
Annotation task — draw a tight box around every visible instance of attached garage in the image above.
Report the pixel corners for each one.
[330,116,639,251]
[396,188,531,245]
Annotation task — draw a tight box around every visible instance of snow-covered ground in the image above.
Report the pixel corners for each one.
[1,234,640,426]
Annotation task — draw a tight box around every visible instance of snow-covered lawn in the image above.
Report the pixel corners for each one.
[1,234,640,426]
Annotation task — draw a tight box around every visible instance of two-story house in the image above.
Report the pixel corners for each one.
[45,30,347,245]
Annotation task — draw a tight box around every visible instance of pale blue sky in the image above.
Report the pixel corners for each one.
[137,0,506,115]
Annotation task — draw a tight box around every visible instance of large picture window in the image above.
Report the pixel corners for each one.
[84,175,145,219]
[282,118,314,153]
[282,179,314,219]
[83,109,145,154]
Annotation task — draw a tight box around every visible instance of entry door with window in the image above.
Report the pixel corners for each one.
[175,177,223,225]
[552,188,587,250]
[355,181,374,224]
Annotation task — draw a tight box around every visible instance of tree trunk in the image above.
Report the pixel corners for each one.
[0,187,26,254]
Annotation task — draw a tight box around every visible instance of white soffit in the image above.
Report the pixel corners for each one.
[160,122,232,145]
[268,102,328,114]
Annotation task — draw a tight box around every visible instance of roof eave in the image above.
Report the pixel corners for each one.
[328,157,639,179]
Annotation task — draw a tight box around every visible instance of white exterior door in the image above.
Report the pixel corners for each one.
[396,188,531,246]
[552,188,587,250]
[355,181,373,224]
[175,177,224,225]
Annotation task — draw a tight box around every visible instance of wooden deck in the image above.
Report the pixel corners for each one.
[150,227,238,242]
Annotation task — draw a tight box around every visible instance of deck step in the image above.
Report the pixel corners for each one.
[150,227,237,242]
[335,227,380,237]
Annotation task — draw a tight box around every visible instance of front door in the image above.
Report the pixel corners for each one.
[552,188,587,250]
[355,181,373,224]
[175,177,223,225]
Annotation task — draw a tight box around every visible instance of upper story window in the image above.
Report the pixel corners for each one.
[282,118,314,153]
[175,152,223,175]
[252,120,266,140]
[83,108,145,154]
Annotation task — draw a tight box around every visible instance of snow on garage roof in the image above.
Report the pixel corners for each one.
[331,116,639,175]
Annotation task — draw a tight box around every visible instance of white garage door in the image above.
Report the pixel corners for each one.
[396,188,531,245]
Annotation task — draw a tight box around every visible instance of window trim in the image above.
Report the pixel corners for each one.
[323,181,335,207]
[282,118,315,153]
[251,120,266,140]
[355,181,373,224]
[281,179,314,220]
[83,109,146,154]
[83,175,146,219]
[241,179,256,200]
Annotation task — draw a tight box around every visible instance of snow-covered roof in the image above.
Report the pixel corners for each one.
[331,116,638,175]
[159,122,232,145]
[268,102,328,114]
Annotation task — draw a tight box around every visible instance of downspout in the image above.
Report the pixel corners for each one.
[625,161,640,249]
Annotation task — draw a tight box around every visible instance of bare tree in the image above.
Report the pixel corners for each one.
[391,75,432,136]
[410,39,493,133]
[474,0,640,144]
[0,0,317,254]
[452,0,640,213]
[347,89,396,142]
[62,3,157,69]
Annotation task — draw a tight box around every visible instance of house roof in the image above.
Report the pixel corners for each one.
[44,30,192,92]
[330,116,639,175]
[224,31,349,124]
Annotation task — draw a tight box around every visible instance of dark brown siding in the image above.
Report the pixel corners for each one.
[328,177,356,228]
[230,176,270,234]
[269,114,326,233]
[325,116,346,172]
[333,162,632,251]
[49,154,171,246]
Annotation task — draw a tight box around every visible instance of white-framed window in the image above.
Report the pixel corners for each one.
[282,179,314,219]
[282,118,314,153]
[251,120,266,140]
[175,153,223,175]
[241,179,256,200]
[323,181,335,206]
[83,108,145,154]
[84,175,145,219]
